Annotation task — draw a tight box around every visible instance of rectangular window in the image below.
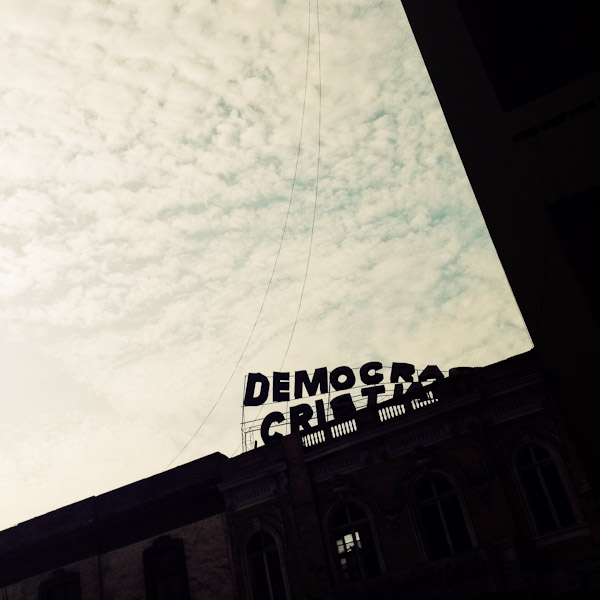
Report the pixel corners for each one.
[143,537,191,600]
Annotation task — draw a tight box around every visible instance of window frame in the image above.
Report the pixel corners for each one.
[324,498,385,586]
[142,535,191,600]
[241,524,291,600]
[410,470,477,561]
[513,441,584,540]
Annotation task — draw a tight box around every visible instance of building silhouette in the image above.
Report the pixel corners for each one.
[3,4,600,597]
[2,351,599,598]
[399,0,600,491]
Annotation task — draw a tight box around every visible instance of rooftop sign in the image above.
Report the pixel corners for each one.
[242,361,447,446]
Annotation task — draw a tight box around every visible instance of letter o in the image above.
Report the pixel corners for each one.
[330,365,356,391]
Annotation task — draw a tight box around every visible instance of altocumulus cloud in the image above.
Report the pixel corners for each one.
[0,0,530,529]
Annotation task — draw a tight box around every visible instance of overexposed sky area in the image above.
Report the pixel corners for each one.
[0,0,531,530]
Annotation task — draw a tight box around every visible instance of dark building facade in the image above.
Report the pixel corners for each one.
[2,351,599,599]
[398,0,600,490]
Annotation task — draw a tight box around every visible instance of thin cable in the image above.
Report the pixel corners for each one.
[231,0,323,457]
[280,0,321,371]
[166,1,313,469]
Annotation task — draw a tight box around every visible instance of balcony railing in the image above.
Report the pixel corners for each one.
[300,386,442,449]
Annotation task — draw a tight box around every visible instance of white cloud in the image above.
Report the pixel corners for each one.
[0,0,531,529]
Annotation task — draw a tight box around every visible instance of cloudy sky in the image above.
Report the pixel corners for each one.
[0,0,531,530]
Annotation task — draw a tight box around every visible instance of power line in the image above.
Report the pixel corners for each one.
[232,0,322,457]
[280,0,321,372]
[165,1,314,470]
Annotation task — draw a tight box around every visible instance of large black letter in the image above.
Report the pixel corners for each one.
[290,403,314,433]
[392,383,404,401]
[330,365,356,391]
[361,384,386,406]
[294,367,328,399]
[244,373,270,406]
[330,393,356,420]
[419,365,444,381]
[406,381,424,398]
[359,361,383,385]
[315,399,327,427]
[390,362,415,383]
[260,412,284,444]
[273,372,290,403]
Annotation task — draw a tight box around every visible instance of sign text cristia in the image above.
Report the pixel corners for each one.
[244,361,445,445]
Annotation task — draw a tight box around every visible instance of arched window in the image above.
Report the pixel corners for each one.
[328,501,382,583]
[246,531,288,600]
[516,443,577,534]
[414,473,474,559]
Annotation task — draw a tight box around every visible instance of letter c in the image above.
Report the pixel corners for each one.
[260,412,284,444]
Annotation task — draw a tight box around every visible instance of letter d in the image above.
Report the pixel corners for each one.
[243,373,270,406]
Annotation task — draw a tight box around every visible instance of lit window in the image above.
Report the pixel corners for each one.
[414,473,474,559]
[516,444,577,534]
[246,531,288,600]
[39,570,81,600]
[143,536,190,600]
[328,501,381,583]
